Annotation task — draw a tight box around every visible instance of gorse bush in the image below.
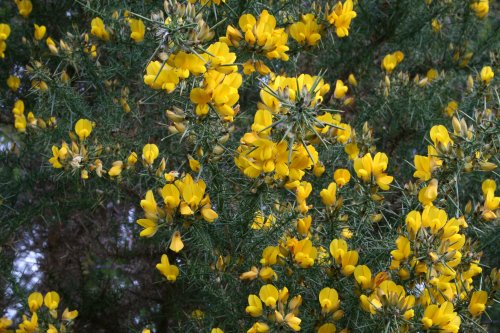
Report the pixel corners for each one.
[0,0,499,332]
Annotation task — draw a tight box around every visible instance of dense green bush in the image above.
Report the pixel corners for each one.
[0,0,498,332]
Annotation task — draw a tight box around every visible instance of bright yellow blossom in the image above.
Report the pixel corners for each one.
[75,118,93,141]
[319,287,340,314]
[28,292,43,312]
[7,75,20,91]
[91,17,110,41]
[169,231,184,253]
[15,0,33,18]
[382,51,404,73]
[44,291,60,310]
[421,302,460,333]
[34,24,46,40]
[333,80,348,99]
[142,144,159,165]
[128,18,145,42]
[471,0,489,19]
[468,291,487,316]
[156,254,179,282]
[327,0,357,37]
[259,284,279,308]
[289,14,322,46]
[480,66,494,85]
[0,24,11,41]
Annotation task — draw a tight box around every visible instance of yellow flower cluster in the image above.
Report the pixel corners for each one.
[2,291,78,333]
[326,0,357,37]
[245,284,302,332]
[0,23,11,58]
[137,173,218,235]
[289,14,322,46]
[221,10,289,61]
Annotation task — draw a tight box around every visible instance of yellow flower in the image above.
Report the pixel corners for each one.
[353,152,393,190]
[140,190,160,220]
[354,265,372,289]
[320,182,337,207]
[28,292,43,312]
[211,328,224,333]
[188,156,201,172]
[161,184,180,212]
[0,317,12,332]
[333,80,348,99]
[444,100,458,117]
[344,143,359,160]
[329,238,347,263]
[240,266,259,281]
[421,302,460,333]
[430,125,453,148]
[390,236,410,261]
[62,308,78,321]
[14,113,27,133]
[341,228,353,239]
[418,178,438,206]
[144,61,180,93]
[108,161,123,177]
[252,211,275,230]
[74,118,93,141]
[245,294,263,317]
[382,51,404,73]
[334,169,351,187]
[44,291,60,310]
[0,24,11,41]
[318,323,336,333]
[142,144,159,165]
[284,312,301,331]
[91,17,110,41]
[34,24,46,40]
[413,155,434,181]
[156,254,179,282]
[173,51,207,76]
[431,19,442,32]
[289,14,322,46]
[348,73,357,86]
[405,210,422,238]
[15,0,33,18]
[421,205,447,234]
[292,238,317,268]
[18,313,38,332]
[259,284,279,308]
[296,215,312,236]
[229,10,289,61]
[480,66,494,85]
[128,18,145,42]
[49,143,69,169]
[340,250,358,276]
[127,152,138,166]
[202,42,237,74]
[470,0,489,19]
[327,0,357,37]
[46,37,59,54]
[468,291,487,316]
[169,231,184,253]
[259,267,277,281]
[7,75,20,91]
[247,322,269,333]
[0,41,6,59]
[319,287,340,314]
[136,218,158,237]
